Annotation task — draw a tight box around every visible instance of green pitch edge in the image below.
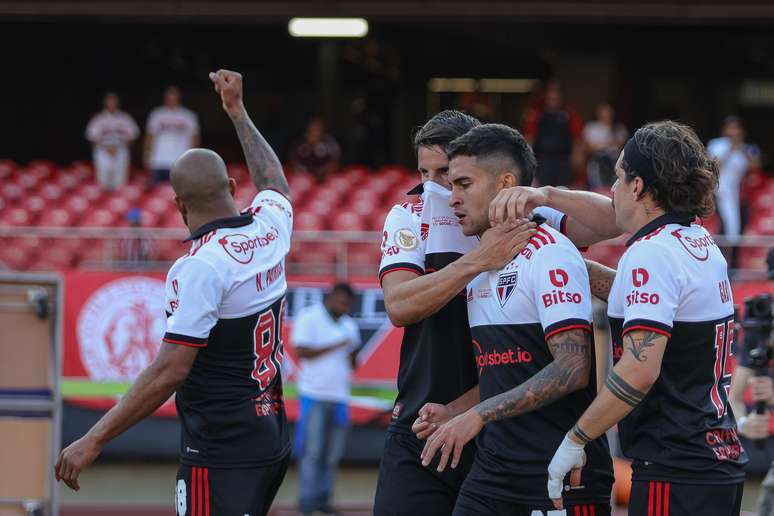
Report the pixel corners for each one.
[61,379,397,402]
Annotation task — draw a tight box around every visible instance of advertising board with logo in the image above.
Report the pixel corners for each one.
[62,271,401,425]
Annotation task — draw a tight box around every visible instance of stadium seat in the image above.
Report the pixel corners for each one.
[63,195,90,216]
[16,170,41,191]
[28,160,56,180]
[70,161,94,181]
[1,182,24,204]
[330,211,367,231]
[0,207,32,226]
[105,197,131,217]
[0,160,16,180]
[115,183,145,203]
[38,208,75,227]
[76,182,105,203]
[0,244,33,270]
[38,183,64,203]
[143,196,174,216]
[80,208,116,227]
[227,164,249,184]
[294,211,326,231]
[340,165,370,183]
[55,170,81,192]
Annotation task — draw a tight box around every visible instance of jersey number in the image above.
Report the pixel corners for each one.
[711,320,735,418]
[251,299,286,391]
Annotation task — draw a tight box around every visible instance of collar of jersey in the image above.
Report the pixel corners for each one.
[184,212,253,242]
[626,212,693,247]
[406,182,424,195]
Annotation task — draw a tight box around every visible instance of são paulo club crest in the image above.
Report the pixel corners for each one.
[496,271,518,307]
[77,277,167,381]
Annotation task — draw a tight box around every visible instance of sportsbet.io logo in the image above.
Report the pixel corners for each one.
[77,277,166,382]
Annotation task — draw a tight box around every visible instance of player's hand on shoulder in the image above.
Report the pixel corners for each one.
[468,219,536,272]
[739,412,771,440]
[54,434,103,491]
[489,186,549,226]
[420,409,483,472]
[412,402,452,440]
[208,69,245,118]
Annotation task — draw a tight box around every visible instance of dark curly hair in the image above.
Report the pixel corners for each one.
[622,121,718,219]
[413,110,481,152]
[446,123,537,187]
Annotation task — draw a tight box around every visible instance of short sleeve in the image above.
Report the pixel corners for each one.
[291,309,317,347]
[378,206,425,285]
[146,110,160,134]
[347,318,362,348]
[127,115,140,140]
[533,206,567,235]
[163,258,224,347]
[529,241,593,341]
[620,243,681,339]
[250,189,293,239]
[85,115,100,142]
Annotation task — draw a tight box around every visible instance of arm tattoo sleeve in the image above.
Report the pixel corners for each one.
[475,329,591,424]
[231,114,290,197]
[604,369,647,407]
[585,259,616,302]
[624,331,658,362]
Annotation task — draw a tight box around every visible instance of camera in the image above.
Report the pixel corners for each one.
[742,294,774,371]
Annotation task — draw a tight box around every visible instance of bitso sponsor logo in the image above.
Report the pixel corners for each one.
[626,267,659,306]
[394,228,418,250]
[549,269,569,288]
[77,277,166,381]
[632,268,649,287]
[218,228,280,264]
[542,290,582,308]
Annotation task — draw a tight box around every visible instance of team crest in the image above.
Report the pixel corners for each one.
[395,228,418,250]
[496,271,518,307]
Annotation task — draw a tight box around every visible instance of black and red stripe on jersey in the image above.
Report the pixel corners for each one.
[463,223,613,507]
[608,213,747,483]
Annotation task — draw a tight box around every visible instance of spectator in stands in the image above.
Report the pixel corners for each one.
[143,86,200,184]
[523,79,584,187]
[582,101,628,189]
[292,283,361,516]
[707,116,760,268]
[290,117,341,182]
[85,92,139,191]
[118,208,153,264]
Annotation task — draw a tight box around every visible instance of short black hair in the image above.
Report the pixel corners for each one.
[329,282,355,299]
[413,110,481,152]
[446,123,537,187]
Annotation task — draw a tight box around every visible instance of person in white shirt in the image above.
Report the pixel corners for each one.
[583,102,628,189]
[144,86,200,184]
[292,283,361,516]
[707,116,760,265]
[85,92,139,191]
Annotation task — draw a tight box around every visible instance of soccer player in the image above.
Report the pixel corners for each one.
[55,69,293,516]
[374,111,540,516]
[546,121,747,515]
[419,123,613,516]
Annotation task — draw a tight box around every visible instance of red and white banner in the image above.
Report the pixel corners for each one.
[62,271,402,425]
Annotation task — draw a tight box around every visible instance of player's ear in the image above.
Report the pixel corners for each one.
[228,177,237,198]
[497,171,517,190]
[174,196,188,224]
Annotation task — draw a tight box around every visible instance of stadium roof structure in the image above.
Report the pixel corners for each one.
[4,0,774,24]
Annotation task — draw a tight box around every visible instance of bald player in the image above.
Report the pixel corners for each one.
[55,70,293,516]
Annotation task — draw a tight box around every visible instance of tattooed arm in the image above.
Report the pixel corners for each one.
[209,69,290,197]
[586,259,616,302]
[566,329,667,445]
[419,329,592,472]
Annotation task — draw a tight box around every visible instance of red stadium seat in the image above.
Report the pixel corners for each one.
[227,164,249,184]
[28,160,56,180]
[330,211,367,231]
[43,242,77,268]
[70,161,94,181]
[340,165,370,183]
[347,242,381,267]
[1,182,24,204]
[294,211,326,231]
[23,195,46,216]
[0,160,16,180]
[38,183,64,203]
[0,244,34,270]
[16,170,40,191]
[38,208,74,227]
[63,195,90,216]
[288,172,315,198]
[80,208,116,227]
[0,207,32,226]
[115,183,144,203]
[105,197,131,216]
[76,183,105,203]
[143,196,174,217]
[55,170,81,192]
[156,239,187,261]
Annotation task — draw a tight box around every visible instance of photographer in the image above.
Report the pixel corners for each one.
[730,247,774,515]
